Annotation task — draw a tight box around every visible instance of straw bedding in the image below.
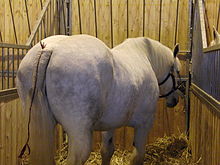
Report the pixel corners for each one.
[54,134,200,165]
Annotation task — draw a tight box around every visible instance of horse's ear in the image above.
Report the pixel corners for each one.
[173,43,179,58]
[213,26,219,40]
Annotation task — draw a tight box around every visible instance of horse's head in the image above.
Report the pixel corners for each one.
[210,26,220,46]
[158,44,181,108]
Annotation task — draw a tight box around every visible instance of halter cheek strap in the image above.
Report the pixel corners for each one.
[158,73,171,86]
[159,73,176,98]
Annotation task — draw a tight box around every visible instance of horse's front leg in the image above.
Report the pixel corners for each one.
[101,130,114,165]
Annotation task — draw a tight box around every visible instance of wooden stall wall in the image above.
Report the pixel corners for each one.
[0,95,27,165]
[71,0,189,150]
[190,85,220,165]
[190,0,220,164]
[0,0,50,44]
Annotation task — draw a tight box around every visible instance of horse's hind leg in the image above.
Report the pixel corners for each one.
[131,118,154,165]
[101,130,114,165]
[66,128,92,165]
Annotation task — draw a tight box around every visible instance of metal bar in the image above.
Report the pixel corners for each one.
[12,48,15,87]
[26,0,51,46]
[8,0,18,44]
[0,43,30,49]
[1,48,4,90]
[7,48,10,89]
[0,55,22,62]
[17,48,19,69]
[185,0,194,134]
[24,0,31,36]
[0,71,18,76]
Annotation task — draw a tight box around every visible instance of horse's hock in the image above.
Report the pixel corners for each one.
[0,0,219,165]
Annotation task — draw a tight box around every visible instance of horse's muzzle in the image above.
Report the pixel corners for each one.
[166,97,179,108]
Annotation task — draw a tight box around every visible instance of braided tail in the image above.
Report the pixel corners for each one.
[18,42,53,160]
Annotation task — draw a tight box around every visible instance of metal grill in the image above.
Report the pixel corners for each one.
[0,0,72,91]
[0,43,30,90]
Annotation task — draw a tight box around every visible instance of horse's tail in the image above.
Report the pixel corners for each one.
[18,43,54,160]
[33,47,53,90]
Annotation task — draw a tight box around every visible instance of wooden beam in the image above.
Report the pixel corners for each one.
[198,0,207,48]
[191,83,220,115]
[26,0,51,46]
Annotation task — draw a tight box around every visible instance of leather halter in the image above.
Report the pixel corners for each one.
[158,67,182,98]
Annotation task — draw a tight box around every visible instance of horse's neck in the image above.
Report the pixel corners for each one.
[146,52,172,84]
[112,38,173,83]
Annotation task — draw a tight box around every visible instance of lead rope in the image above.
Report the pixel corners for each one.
[18,42,46,160]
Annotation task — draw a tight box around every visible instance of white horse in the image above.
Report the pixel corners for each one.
[210,26,220,46]
[16,35,181,165]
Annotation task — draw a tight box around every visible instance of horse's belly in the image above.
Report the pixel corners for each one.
[93,86,139,131]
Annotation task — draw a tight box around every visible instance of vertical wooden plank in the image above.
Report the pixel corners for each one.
[22,0,29,44]
[96,0,112,47]
[189,93,195,160]
[144,0,161,40]
[5,0,15,43]
[176,0,189,75]
[127,0,144,37]
[160,0,178,48]
[0,102,5,165]
[0,0,5,42]
[176,0,188,50]
[72,0,81,35]
[112,0,128,46]
[5,102,12,165]
[173,97,185,134]
[11,99,17,165]
[16,98,26,165]
[79,0,96,36]
[148,99,165,143]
